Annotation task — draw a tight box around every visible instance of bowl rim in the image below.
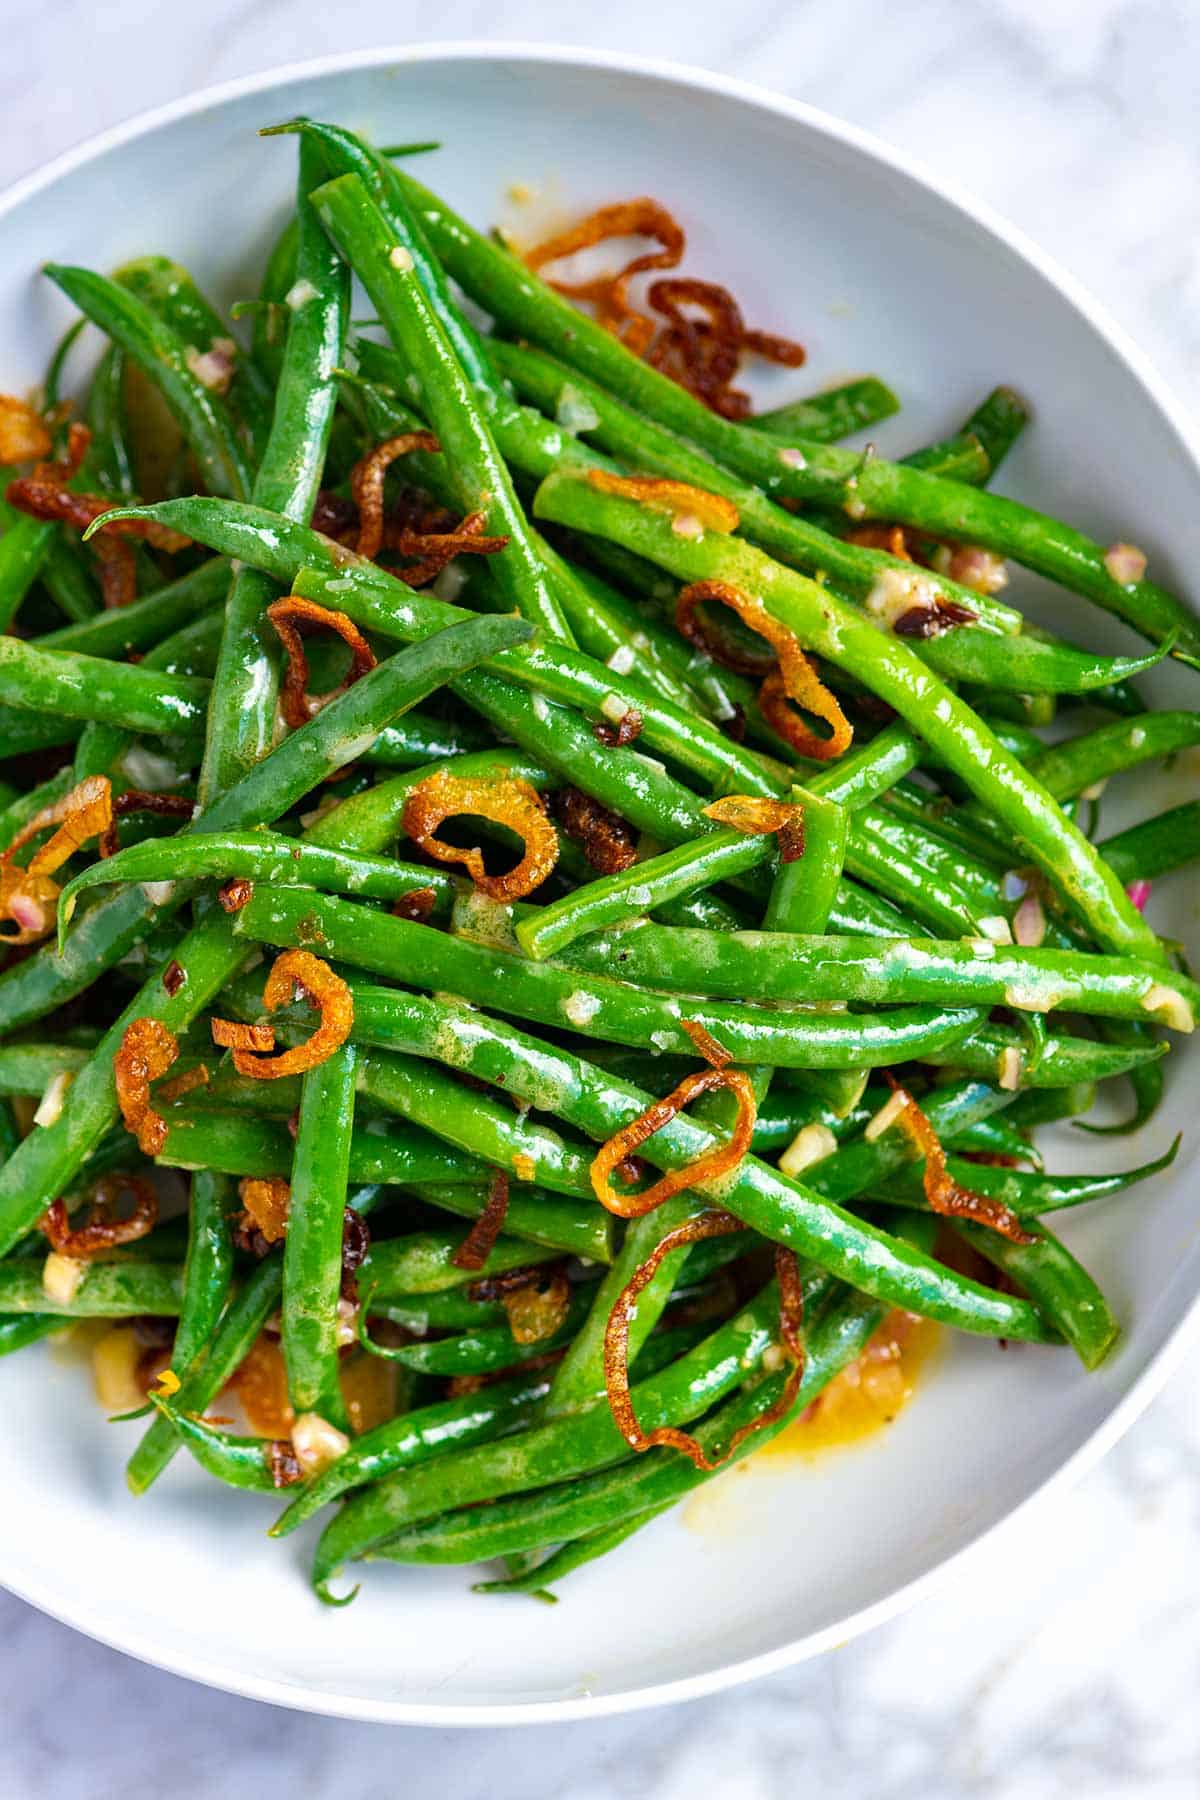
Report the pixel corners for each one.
[3,37,1199,1729]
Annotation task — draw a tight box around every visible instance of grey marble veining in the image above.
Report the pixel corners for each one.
[3,4,1200,1795]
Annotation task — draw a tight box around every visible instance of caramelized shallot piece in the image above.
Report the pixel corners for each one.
[646,276,805,420]
[501,1265,572,1345]
[113,1017,179,1155]
[211,1019,275,1054]
[525,199,685,354]
[349,430,440,562]
[267,595,378,730]
[40,1173,159,1259]
[703,794,806,862]
[677,578,852,760]
[390,886,438,922]
[550,786,638,874]
[881,1074,1034,1243]
[587,469,739,536]
[450,1171,512,1272]
[603,1210,806,1469]
[590,1020,757,1218]
[156,1063,210,1104]
[401,770,559,901]
[0,394,52,463]
[593,706,644,747]
[237,1176,291,1247]
[347,433,509,582]
[210,950,353,1080]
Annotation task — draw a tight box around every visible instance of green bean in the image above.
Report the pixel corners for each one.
[752,377,901,442]
[474,1509,670,1600]
[362,707,488,766]
[40,557,230,659]
[398,171,1200,665]
[555,922,1197,1029]
[868,1135,1179,1216]
[362,1233,561,1299]
[0,1042,90,1095]
[494,342,1168,707]
[57,831,457,948]
[311,170,575,644]
[0,634,208,736]
[145,1397,285,1492]
[1100,801,1200,887]
[38,534,102,622]
[156,1109,483,1186]
[362,1287,594,1378]
[0,1314,69,1357]
[923,1020,1166,1089]
[198,137,349,804]
[950,1216,1118,1369]
[114,255,275,464]
[399,1181,615,1266]
[229,949,1051,1344]
[904,386,1028,481]
[251,214,299,385]
[232,886,987,1068]
[45,265,253,499]
[281,1044,357,1429]
[84,343,136,497]
[370,1280,900,1569]
[126,1251,284,1494]
[534,473,1165,961]
[88,500,781,803]
[0,1260,182,1317]
[0,612,527,1255]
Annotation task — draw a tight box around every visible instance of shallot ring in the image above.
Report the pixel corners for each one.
[401,770,559,902]
[266,595,378,730]
[210,950,353,1081]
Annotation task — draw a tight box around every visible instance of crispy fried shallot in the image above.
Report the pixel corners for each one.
[39,1172,159,1259]
[237,1176,291,1247]
[550,786,638,874]
[603,1208,806,1469]
[587,469,739,535]
[590,1020,756,1218]
[347,433,509,582]
[114,1017,179,1155]
[6,422,189,608]
[677,578,852,760]
[450,1170,512,1272]
[390,886,438,922]
[267,594,378,730]
[218,878,255,913]
[156,1062,210,1104]
[525,199,685,354]
[703,793,806,862]
[646,276,804,420]
[350,431,440,562]
[881,1074,1034,1243]
[593,706,643,747]
[210,949,353,1080]
[401,770,559,901]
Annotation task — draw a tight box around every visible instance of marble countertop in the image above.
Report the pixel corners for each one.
[4,3,1200,1794]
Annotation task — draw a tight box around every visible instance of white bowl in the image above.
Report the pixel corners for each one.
[1,43,1197,1727]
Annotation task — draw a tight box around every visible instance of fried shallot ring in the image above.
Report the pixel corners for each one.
[646,276,805,421]
[384,508,510,589]
[211,1019,275,1054]
[8,423,190,557]
[587,469,739,536]
[156,1063,210,1104]
[881,1074,1034,1243]
[237,1176,291,1246]
[676,578,852,761]
[550,786,637,874]
[590,1021,757,1218]
[603,1212,806,1469]
[6,774,114,877]
[451,1171,511,1272]
[266,595,378,730]
[211,949,353,1080]
[350,430,441,562]
[114,1017,179,1155]
[401,770,559,902]
[703,794,806,863]
[525,199,685,354]
[40,1173,159,1259]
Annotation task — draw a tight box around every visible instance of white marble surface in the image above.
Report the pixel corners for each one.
[3,4,1200,1794]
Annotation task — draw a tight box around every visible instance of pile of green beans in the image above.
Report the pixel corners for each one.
[0,116,1193,1609]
